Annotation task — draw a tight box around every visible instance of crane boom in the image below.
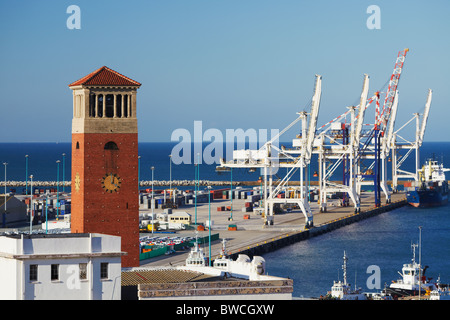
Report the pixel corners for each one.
[382,90,399,157]
[304,75,322,163]
[379,48,409,131]
[353,74,369,148]
[418,89,432,146]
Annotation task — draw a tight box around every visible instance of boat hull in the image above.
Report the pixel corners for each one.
[384,286,427,299]
[407,185,448,208]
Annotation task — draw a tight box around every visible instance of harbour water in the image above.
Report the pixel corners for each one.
[1,141,449,185]
[263,202,450,298]
[1,141,449,299]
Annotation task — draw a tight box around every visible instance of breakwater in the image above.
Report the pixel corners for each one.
[1,180,241,187]
[0,180,417,188]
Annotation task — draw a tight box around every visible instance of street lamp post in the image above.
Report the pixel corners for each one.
[151,166,155,235]
[29,174,33,234]
[25,155,29,195]
[62,153,66,193]
[169,154,172,191]
[208,185,212,267]
[56,160,60,220]
[194,164,198,226]
[3,162,7,228]
[45,193,48,234]
[195,153,200,225]
[230,167,233,221]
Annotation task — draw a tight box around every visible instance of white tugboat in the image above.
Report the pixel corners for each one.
[185,233,207,267]
[429,276,450,300]
[182,236,268,281]
[213,238,232,269]
[324,251,366,300]
[384,242,437,299]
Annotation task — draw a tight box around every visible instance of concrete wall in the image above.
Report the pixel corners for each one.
[138,279,293,300]
[0,196,28,226]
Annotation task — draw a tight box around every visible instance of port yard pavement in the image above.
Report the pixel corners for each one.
[139,192,406,267]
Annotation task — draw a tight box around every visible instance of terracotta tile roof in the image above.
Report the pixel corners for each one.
[69,66,141,87]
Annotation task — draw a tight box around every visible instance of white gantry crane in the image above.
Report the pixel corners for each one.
[316,48,408,210]
[391,88,432,191]
[216,48,431,229]
[315,74,372,213]
[218,75,322,228]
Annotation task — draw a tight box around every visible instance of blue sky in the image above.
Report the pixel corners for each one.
[0,0,449,142]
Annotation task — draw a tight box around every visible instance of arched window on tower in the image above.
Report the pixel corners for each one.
[89,94,96,117]
[98,94,104,117]
[123,94,128,118]
[105,94,114,118]
[104,141,119,150]
[116,94,122,118]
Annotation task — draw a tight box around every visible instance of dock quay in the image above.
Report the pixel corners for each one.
[139,192,407,268]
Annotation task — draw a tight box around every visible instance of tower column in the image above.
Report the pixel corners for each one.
[96,94,100,117]
[102,93,106,117]
[121,94,125,118]
[113,93,117,118]
[131,91,137,118]
[128,94,131,117]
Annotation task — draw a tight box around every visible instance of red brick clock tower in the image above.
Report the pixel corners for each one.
[69,66,141,268]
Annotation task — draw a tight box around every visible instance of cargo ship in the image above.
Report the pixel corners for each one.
[406,158,449,207]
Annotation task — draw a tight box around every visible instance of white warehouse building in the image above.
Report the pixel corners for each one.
[0,233,124,300]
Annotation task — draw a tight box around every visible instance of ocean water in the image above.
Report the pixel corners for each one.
[263,202,450,298]
[0,141,449,298]
[1,141,449,187]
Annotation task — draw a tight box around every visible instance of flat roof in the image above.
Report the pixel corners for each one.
[1,232,100,240]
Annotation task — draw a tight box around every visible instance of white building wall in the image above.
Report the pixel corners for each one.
[0,257,20,299]
[0,233,122,300]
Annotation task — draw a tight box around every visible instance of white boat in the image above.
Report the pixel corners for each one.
[325,251,366,300]
[384,242,437,298]
[185,233,207,267]
[182,236,268,281]
[429,277,450,300]
[212,238,232,269]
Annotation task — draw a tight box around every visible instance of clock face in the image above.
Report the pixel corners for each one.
[101,173,121,193]
[74,172,81,192]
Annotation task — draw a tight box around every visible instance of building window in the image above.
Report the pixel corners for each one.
[123,94,128,117]
[30,264,38,282]
[79,263,87,280]
[116,94,122,118]
[104,141,119,150]
[89,93,96,117]
[100,263,109,280]
[105,94,114,118]
[51,264,59,281]
[98,95,104,117]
